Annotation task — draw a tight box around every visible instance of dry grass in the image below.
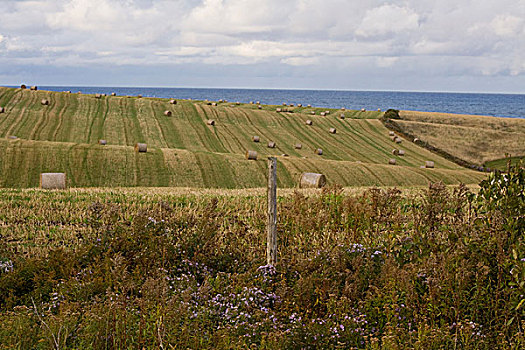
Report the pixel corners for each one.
[397,110,525,164]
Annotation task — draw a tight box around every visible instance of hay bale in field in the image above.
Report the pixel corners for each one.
[20,84,27,89]
[306,119,313,125]
[295,143,302,149]
[41,99,49,105]
[297,103,302,107]
[137,94,142,98]
[164,110,172,117]
[392,149,399,156]
[219,99,224,103]
[256,101,260,104]
[283,102,287,106]
[311,111,315,115]
[99,139,107,145]
[299,172,326,188]
[389,158,397,165]
[325,110,330,115]
[329,128,336,134]
[361,108,366,112]
[207,119,215,126]
[252,136,260,142]
[268,141,276,148]
[341,107,345,111]
[276,108,282,112]
[236,102,241,105]
[340,114,345,119]
[315,148,323,155]
[40,173,66,189]
[212,102,218,106]
[389,131,395,136]
[102,94,106,97]
[95,93,102,99]
[320,112,326,116]
[111,92,116,96]
[169,99,177,104]
[398,150,405,156]
[245,150,258,160]
[257,105,262,109]
[78,91,82,94]
[289,103,294,107]
[135,143,147,153]
[0,107,4,113]
[395,137,402,144]
[249,101,253,104]
[413,138,419,142]
[65,91,71,93]
[425,161,435,168]
[30,86,37,91]
[378,108,381,112]
[307,104,311,108]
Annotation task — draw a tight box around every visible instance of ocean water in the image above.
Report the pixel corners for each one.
[34,86,525,119]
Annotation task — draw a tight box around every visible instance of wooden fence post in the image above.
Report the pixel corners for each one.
[267,157,277,265]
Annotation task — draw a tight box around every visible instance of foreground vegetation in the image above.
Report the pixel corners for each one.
[0,164,523,349]
[0,86,484,187]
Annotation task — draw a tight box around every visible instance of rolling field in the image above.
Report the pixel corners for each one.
[0,87,485,187]
[395,110,525,166]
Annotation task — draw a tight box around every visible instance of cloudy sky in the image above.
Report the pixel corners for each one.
[1,0,524,93]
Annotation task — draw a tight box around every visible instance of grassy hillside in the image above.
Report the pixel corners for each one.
[0,87,485,188]
[394,110,525,165]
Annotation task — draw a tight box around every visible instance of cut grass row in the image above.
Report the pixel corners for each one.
[0,139,484,188]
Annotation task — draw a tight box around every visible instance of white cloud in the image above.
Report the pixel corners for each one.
[0,0,524,91]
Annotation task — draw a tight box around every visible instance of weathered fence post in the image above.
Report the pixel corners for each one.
[267,157,277,265]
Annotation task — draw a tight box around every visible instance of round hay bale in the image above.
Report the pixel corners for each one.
[78,91,82,94]
[389,158,397,165]
[307,104,311,108]
[395,137,402,144]
[169,99,177,104]
[30,86,38,91]
[398,150,405,156]
[378,108,381,112]
[135,143,147,153]
[252,136,260,142]
[111,92,116,96]
[306,119,313,125]
[102,94,107,97]
[340,114,345,119]
[389,131,395,136]
[20,84,27,89]
[212,102,218,106]
[218,99,224,103]
[289,103,294,107]
[299,172,326,188]
[207,120,215,126]
[425,161,435,168]
[361,108,366,112]
[65,91,71,93]
[137,94,142,98]
[281,153,289,157]
[282,102,287,106]
[41,99,49,105]
[268,141,276,148]
[276,108,282,112]
[164,110,172,117]
[236,102,241,105]
[392,149,399,155]
[256,101,260,104]
[311,111,315,115]
[325,110,330,115]
[413,138,419,142]
[295,143,302,149]
[40,173,66,190]
[297,103,302,107]
[320,112,326,116]
[329,128,336,134]
[249,101,254,104]
[257,105,262,109]
[0,107,4,113]
[315,148,323,155]
[341,107,346,111]
[95,93,102,99]
[99,139,107,145]
[245,150,258,160]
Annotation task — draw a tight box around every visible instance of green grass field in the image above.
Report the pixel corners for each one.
[0,87,485,188]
